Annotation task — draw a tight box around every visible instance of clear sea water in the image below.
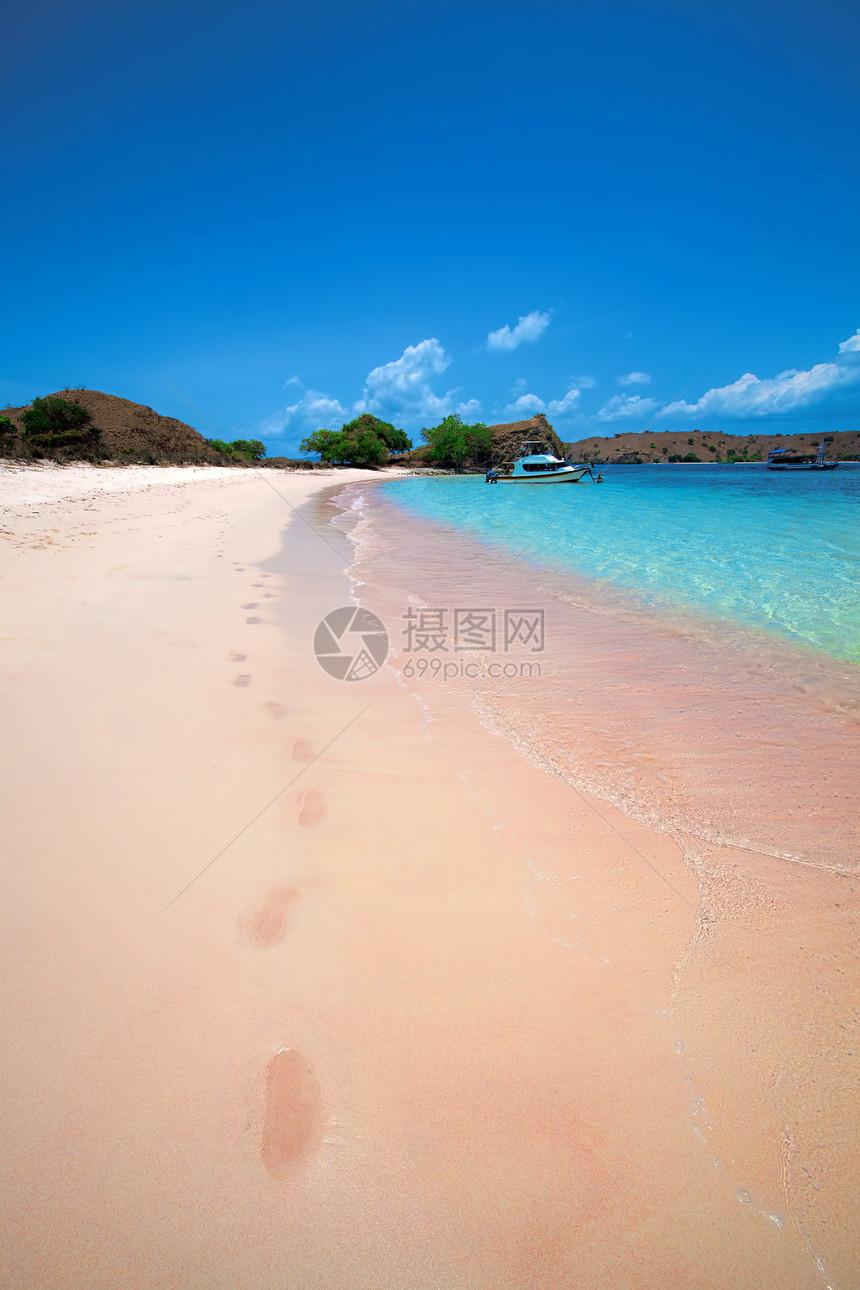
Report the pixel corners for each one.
[382,464,860,664]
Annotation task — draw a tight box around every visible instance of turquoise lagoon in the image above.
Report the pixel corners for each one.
[383,464,860,664]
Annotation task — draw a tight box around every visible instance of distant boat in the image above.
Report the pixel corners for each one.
[767,441,838,471]
[493,441,592,484]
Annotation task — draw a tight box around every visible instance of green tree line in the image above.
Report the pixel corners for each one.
[300,411,492,468]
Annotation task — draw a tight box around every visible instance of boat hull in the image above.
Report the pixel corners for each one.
[767,462,839,471]
[498,468,590,483]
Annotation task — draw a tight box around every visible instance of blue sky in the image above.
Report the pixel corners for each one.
[2,0,858,452]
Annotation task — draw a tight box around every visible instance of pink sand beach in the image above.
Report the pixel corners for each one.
[0,463,857,1288]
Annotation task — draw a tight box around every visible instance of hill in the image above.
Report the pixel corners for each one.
[394,414,859,470]
[1,389,227,464]
[396,414,564,469]
[563,426,860,464]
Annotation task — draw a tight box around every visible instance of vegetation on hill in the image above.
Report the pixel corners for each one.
[208,438,266,460]
[301,414,412,467]
[395,414,565,470]
[421,414,493,467]
[0,389,230,464]
[565,427,860,465]
[9,397,106,461]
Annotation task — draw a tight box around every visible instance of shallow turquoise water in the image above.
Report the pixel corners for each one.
[383,465,860,663]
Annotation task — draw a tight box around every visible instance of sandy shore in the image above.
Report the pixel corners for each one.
[0,465,854,1287]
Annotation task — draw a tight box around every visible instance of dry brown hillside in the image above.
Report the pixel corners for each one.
[1,388,226,464]
[564,426,860,464]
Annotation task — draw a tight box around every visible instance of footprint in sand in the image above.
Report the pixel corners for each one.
[244,885,299,947]
[265,701,288,720]
[261,1048,320,1175]
[292,738,313,762]
[233,674,252,688]
[245,616,263,624]
[298,788,326,827]
[229,651,247,662]
[241,602,258,609]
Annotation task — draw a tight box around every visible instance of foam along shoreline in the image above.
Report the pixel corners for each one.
[337,479,860,872]
[331,476,860,1284]
[0,465,856,1287]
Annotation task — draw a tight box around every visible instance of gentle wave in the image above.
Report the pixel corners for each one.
[331,478,860,874]
[382,464,860,664]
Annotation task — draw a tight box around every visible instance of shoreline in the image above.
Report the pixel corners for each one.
[1,465,856,1287]
[332,473,860,1282]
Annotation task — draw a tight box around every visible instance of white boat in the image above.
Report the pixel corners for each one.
[493,441,592,484]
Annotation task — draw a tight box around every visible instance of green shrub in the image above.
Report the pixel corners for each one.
[229,438,266,460]
[344,413,411,454]
[209,438,267,460]
[301,425,385,467]
[421,414,492,467]
[300,414,411,468]
[21,397,103,460]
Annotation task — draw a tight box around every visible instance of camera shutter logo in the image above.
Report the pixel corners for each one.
[314,607,389,681]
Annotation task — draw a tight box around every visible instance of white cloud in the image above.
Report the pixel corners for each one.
[596,393,658,422]
[667,364,857,421]
[508,393,547,415]
[572,374,597,389]
[660,329,860,421]
[487,310,551,352]
[548,387,581,415]
[265,339,472,447]
[260,388,349,438]
[456,398,482,421]
[617,371,651,387]
[356,338,455,423]
[503,386,580,419]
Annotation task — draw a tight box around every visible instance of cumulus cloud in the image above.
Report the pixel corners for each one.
[264,338,482,449]
[549,388,581,415]
[260,387,349,438]
[504,386,581,419]
[356,338,455,423]
[455,398,482,421]
[617,371,651,386]
[663,331,860,420]
[596,393,658,422]
[487,310,551,352]
[508,393,547,415]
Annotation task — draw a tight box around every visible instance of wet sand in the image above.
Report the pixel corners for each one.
[0,466,856,1287]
